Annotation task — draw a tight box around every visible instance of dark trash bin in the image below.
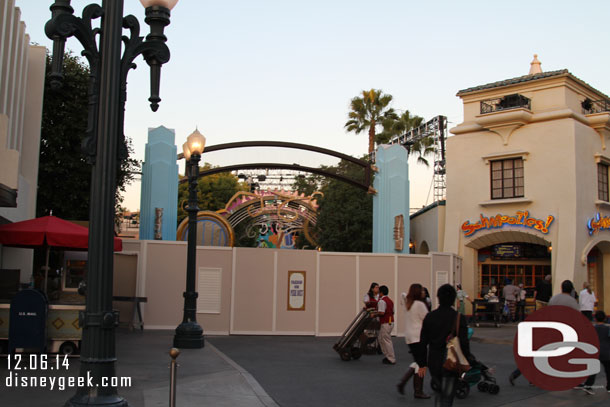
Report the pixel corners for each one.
[9,289,48,353]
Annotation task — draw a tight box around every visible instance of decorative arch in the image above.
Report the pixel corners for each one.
[581,238,610,265]
[176,211,235,246]
[464,229,551,250]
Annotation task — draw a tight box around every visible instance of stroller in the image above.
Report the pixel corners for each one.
[455,356,499,399]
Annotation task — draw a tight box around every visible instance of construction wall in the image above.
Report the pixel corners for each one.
[118,240,461,336]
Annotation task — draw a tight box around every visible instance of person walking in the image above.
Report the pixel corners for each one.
[575,310,610,395]
[502,279,519,322]
[423,287,432,311]
[363,282,380,308]
[548,280,579,310]
[534,274,552,309]
[414,284,471,407]
[397,284,430,399]
[456,284,473,317]
[374,285,396,365]
[515,283,527,321]
[579,282,597,321]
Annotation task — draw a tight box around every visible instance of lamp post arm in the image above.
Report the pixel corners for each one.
[120,9,171,114]
[116,11,170,160]
[45,2,103,161]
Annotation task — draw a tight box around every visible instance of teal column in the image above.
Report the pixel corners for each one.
[139,126,179,240]
[373,144,410,253]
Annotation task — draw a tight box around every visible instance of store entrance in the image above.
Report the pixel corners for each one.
[585,244,609,314]
[477,242,551,297]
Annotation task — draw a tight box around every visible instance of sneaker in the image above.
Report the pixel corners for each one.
[581,386,595,395]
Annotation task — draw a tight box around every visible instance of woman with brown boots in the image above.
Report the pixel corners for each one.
[397,283,431,399]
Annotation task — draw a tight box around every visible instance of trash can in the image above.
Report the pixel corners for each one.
[9,289,48,353]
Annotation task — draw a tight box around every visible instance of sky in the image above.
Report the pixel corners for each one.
[14,0,610,212]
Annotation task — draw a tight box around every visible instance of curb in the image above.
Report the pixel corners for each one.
[206,341,280,407]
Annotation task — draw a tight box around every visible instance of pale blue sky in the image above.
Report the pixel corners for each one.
[15,0,610,211]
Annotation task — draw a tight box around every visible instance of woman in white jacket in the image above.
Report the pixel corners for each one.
[397,283,430,399]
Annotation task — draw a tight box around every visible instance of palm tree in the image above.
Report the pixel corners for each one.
[344,89,398,155]
[379,110,435,167]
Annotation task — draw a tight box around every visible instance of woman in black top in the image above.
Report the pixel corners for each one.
[415,284,471,407]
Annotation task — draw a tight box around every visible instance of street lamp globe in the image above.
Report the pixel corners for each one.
[182,142,191,161]
[186,128,206,156]
[140,0,179,10]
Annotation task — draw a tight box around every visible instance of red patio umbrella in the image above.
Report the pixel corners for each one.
[0,216,122,292]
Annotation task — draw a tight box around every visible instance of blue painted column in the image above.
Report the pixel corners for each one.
[139,126,179,240]
[373,144,410,253]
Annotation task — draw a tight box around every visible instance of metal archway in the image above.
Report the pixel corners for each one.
[177,141,375,192]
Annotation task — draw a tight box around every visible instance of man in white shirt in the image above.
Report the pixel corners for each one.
[579,282,597,321]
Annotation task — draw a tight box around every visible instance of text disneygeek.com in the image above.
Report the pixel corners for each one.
[4,354,132,391]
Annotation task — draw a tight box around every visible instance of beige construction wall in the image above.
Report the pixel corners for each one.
[120,241,461,336]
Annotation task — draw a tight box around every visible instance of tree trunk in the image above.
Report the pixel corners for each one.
[368,121,376,154]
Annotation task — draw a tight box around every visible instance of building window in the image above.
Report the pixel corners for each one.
[598,163,609,201]
[491,158,524,199]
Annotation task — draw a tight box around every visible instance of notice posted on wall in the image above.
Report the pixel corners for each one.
[288,271,306,311]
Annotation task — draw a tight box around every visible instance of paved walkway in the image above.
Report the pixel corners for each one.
[1,325,608,406]
[1,330,278,407]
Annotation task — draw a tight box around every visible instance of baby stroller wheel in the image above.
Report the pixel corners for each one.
[455,381,470,399]
[340,351,351,361]
[350,346,362,360]
[477,381,489,392]
[488,384,500,394]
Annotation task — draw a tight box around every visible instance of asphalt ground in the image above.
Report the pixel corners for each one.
[208,327,610,407]
[1,326,608,406]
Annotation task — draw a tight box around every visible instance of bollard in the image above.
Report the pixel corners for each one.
[169,347,180,407]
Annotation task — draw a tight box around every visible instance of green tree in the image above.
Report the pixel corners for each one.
[177,163,247,224]
[314,159,373,252]
[345,89,398,155]
[37,51,140,220]
[291,173,324,196]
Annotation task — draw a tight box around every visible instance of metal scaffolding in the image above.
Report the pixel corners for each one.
[372,115,447,202]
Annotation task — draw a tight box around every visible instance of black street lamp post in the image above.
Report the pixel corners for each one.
[45,1,177,406]
[174,130,206,349]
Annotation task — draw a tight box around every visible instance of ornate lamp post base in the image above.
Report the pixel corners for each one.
[174,321,205,348]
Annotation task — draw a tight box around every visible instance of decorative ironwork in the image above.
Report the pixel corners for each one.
[220,190,321,248]
[582,98,610,114]
[183,162,371,192]
[45,1,176,405]
[480,93,531,114]
[178,141,374,192]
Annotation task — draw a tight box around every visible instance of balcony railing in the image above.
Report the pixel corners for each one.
[480,94,531,114]
[582,98,610,114]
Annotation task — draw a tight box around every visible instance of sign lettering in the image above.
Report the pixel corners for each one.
[461,211,554,237]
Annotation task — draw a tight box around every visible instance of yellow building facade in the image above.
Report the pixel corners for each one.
[444,57,610,314]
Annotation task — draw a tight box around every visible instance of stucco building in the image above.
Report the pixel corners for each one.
[442,56,610,314]
[0,0,46,283]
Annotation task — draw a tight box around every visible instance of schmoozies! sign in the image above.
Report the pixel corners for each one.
[587,213,610,235]
[462,211,554,237]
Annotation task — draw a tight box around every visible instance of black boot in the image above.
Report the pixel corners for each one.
[414,374,431,399]
[397,368,415,395]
